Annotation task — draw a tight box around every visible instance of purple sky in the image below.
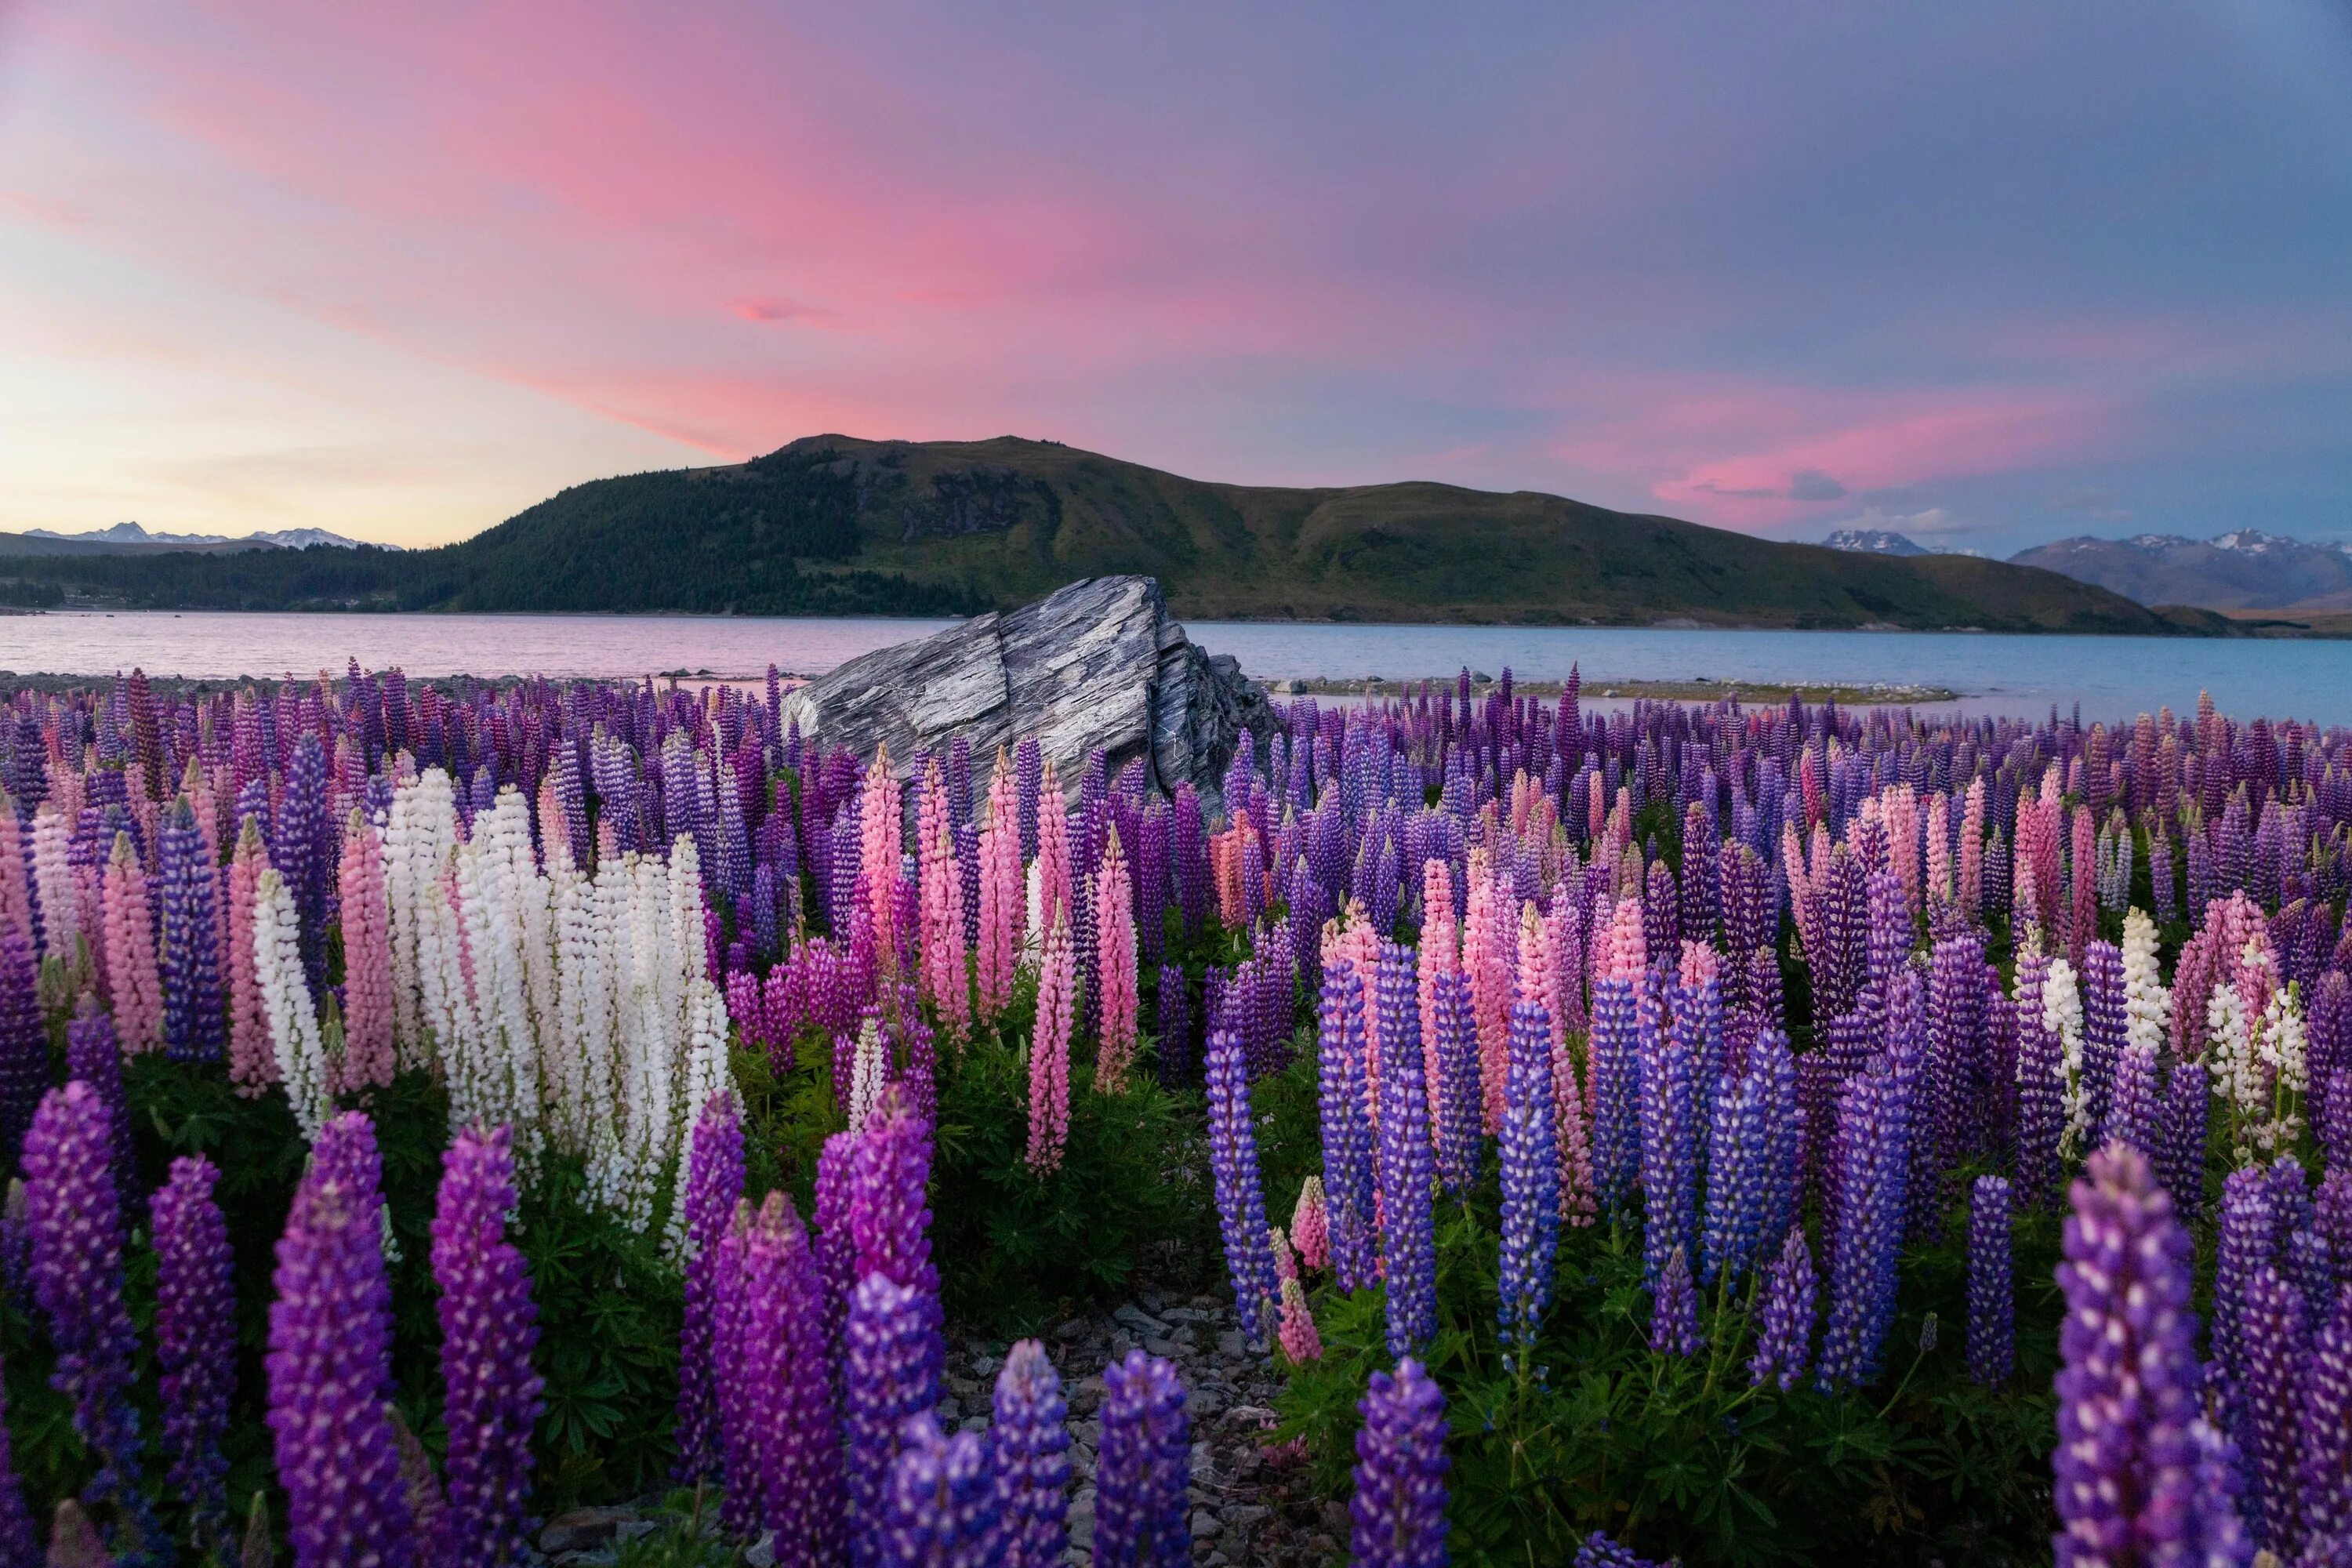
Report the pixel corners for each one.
[2,0,2347,554]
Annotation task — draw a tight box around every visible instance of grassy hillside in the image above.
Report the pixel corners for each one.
[0,434,2227,633]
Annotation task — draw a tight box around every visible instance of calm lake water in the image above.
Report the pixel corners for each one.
[4,610,2349,726]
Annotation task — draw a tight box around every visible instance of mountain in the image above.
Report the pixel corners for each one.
[1822,528,1929,557]
[0,434,2230,633]
[2009,530,2352,610]
[18,521,399,552]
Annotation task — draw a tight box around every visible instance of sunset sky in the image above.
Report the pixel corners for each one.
[2,1,2348,554]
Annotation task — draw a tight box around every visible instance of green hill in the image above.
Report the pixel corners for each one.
[0,434,2234,633]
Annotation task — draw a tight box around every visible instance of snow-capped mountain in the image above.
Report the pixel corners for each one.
[20,521,400,551]
[1821,528,1929,557]
[2009,529,2352,610]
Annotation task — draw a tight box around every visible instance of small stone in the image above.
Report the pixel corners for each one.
[1216,1330,1248,1359]
[744,1527,778,1567]
[613,1519,658,1542]
[1191,1508,1223,1540]
[539,1508,636,1555]
[1224,1504,1272,1530]
[1144,1334,1181,1359]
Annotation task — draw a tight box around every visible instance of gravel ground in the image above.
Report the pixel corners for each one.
[535,1286,1341,1566]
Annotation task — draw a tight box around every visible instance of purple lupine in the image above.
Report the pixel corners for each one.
[1966,1175,2013,1385]
[675,1091,746,1484]
[1155,963,1190,1087]
[989,1341,1070,1568]
[1924,931,1985,1174]
[1638,969,1699,1291]
[2011,952,2061,1210]
[2081,940,2127,1142]
[1374,943,1437,1358]
[1348,1356,1449,1568]
[1093,1349,1191,1568]
[154,1156,236,1550]
[2299,1284,2352,1560]
[1588,960,1642,1216]
[2053,1142,2236,1566]
[431,1124,544,1567]
[1701,1036,1773,1287]
[878,1414,1000,1568]
[1497,1000,1559,1354]
[846,1273,946,1567]
[1315,961,1379,1294]
[1817,1065,1908,1390]
[850,1089,942,1367]
[1649,1244,1700,1357]
[64,1000,140,1232]
[2158,1056,2210,1222]
[278,731,333,993]
[1575,1530,1664,1568]
[24,1082,160,1563]
[1432,969,1483,1196]
[0,931,42,1176]
[1204,1026,1281,1341]
[1748,1225,1817,1391]
[719,1192,844,1559]
[2212,1166,2280,1431]
[2239,1263,2308,1557]
[158,797,224,1062]
[267,1112,419,1568]
[2104,1044,2161,1160]
[0,1351,37,1566]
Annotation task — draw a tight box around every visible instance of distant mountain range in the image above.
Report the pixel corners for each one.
[0,435,2240,633]
[2007,530,2352,611]
[8,521,397,554]
[1822,528,1930,557]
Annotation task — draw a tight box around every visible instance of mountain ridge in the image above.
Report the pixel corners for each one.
[0,434,2240,633]
[2009,529,2352,610]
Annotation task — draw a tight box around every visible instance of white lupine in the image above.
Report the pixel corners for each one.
[545,844,598,1151]
[387,769,468,1072]
[2122,908,2171,1059]
[583,855,638,1217]
[848,1015,888,1134]
[666,976,734,1254]
[2044,955,2090,1160]
[253,868,330,1141]
[450,791,542,1165]
[30,805,75,961]
[2209,938,2307,1160]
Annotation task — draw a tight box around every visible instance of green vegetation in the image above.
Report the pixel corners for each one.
[0,434,2230,633]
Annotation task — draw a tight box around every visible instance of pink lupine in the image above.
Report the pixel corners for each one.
[1034,762,1073,939]
[1464,865,1512,1132]
[858,749,904,976]
[1417,859,1457,1088]
[1290,1177,1329,1272]
[916,760,970,1044]
[1277,1278,1322,1364]
[227,818,277,1095]
[0,804,29,948]
[1026,918,1074,1174]
[336,811,394,1094]
[2068,804,2096,970]
[102,834,162,1054]
[1093,828,1139,1091]
[1925,792,1952,912]
[1958,778,1986,917]
[975,753,1023,1016]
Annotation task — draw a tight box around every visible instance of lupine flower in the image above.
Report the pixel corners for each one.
[1574,1530,1665,1568]
[878,1414,999,1568]
[1588,899,1645,1214]
[267,1112,419,1568]
[846,1273,945,1566]
[2053,1142,2239,1565]
[1638,969,1699,1291]
[335,808,394,1091]
[1094,827,1141,1089]
[158,798,225,1063]
[24,1082,159,1561]
[101,833,162,1054]
[1204,1026,1281,1341]
[1374,940,1439,1354]
[2212,1166,2279,1430]
[975,753,1024,1016]
[1027,920,1074,1174]
[1094,1349,1190,1568]
[0,932,39,1178]
[226,817,276,1094]
[675,1092,746,1484]
[1349,1357,1448,1568]
[153,1156,236,1551]
[253,866,330,1140]
[1316,961,1379,1294]
[1497,999,1559,1352]
[1966,1175,2013,1385]
[2158,1056,2210,1222]
[851,1089,939,1305]
[1290,1176,1330,1272]
[1649,1244,1700,1357]
[1817,1066,1908,1390]
[431,1124,544,1567]
[990,1340,1070,1568]
[718,1192,844,1560]
[2299,1284,2352,1560]
[2238,1262,2307,1556]
[64,1001,140,1233]
[1277,1278,1323,1364]
[1748,1225,1817,1391]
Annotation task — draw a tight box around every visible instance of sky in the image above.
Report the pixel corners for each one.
[2,1,2349,555]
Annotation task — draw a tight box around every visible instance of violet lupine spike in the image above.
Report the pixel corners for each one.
[1497,1000,1559,1354]
[2158,1057,2210,1224]
[1093,1349,1191,1568]
[2212,1166,2280,1432]
[0,1351,37,1566]
[848,1088,942,1365]
[1966,1175,2013,1386]
[1204,1026,1282,1341]
[2299,1284,2352,1560]
[1432,969,1484,1198]
[878,1414,1000,1568]
[153,1156,236,1552]
[845,1272,946,1568]
[24,1082,161,1565]
[64,1000,141,1232]
[2081,939,2127,1143]
[675,1091,746,1485]
[430,1124,544,1568]
[1637,969,1699,1291]
[1816,1065,1907,1391]
[267,1112,419,1568]
[1700,1036,1769,1287]
[158,797,224,1063]
[2238,1262,2307,1558]
[1374,942,1438,1358]
[1649,1243,1700,1357]
[1316,960,1380,1295]
[2053,1142,2239,1566]
[1747,1225,1817,1392]
[1348,1356,1450,1568]
[990,1341,1070,1568]
[0,931,42,1177]
[1588,965,1642,1217]
[1155,962,1190,1087]
[1574,1530,1665,1568]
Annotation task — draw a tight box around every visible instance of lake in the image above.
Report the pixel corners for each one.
[3,609,2349,725]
